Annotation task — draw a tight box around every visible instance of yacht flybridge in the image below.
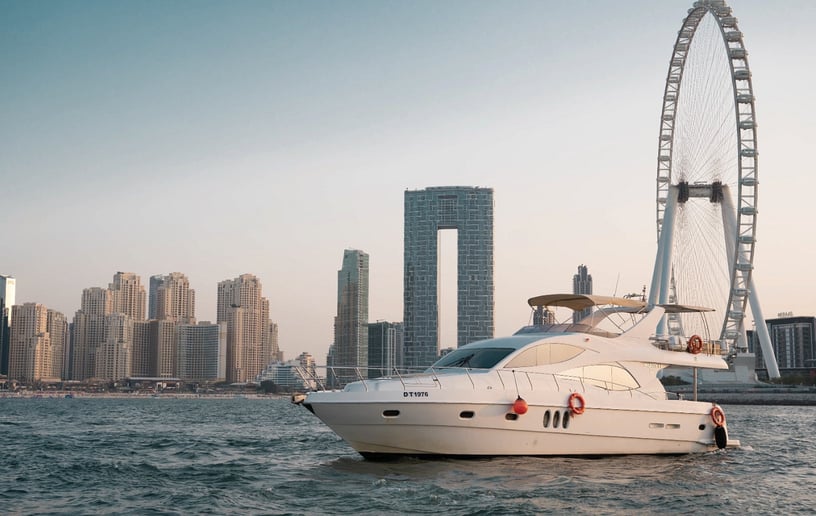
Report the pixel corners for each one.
[293,294,738,458]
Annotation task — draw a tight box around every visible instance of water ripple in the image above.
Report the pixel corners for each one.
[1,399,814,514]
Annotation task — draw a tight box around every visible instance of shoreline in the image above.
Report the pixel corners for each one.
[4,389,816,405]
[0,392,285,400]
[668,385,816,406]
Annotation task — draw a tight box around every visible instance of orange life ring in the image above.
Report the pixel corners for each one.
[687,334,703,354]
[568,392,585,415]
[711,405,726,426]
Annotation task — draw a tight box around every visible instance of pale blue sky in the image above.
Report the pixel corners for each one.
[2,0,814,361]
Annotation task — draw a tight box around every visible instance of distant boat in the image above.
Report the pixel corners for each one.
[64,393,74,399]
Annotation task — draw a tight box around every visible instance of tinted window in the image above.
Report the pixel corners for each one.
[558,363,640,391]
[505,343,584,368]
[431,347,515,369]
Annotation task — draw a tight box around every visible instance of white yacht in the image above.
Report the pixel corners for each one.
[294,294,738,458]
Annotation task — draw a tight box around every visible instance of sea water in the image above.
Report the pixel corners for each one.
[1,398,814,514]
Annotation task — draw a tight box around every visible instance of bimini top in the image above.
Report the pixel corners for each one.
[527,293,646,311]
[527,293,715,314]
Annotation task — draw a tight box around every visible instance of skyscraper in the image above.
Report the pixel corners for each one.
[151,319,178,378]
[265,321,282,365]
[333,249,369,383]
[69,273,146,381]
[177,321,227,383]
[132,320,152,377]
[572,265,593,323]
[109,272,146,321]
[0,274,15,375]
[749,316,816,372]
[148,274,163,320]
[94,312,133,381]
[367,321,403,378]
[71,287,112,380]
[403,186,494,368]
[150,272,195,324]
[217,274,270,383]
[8,303,65,383]
[47,309,69,381]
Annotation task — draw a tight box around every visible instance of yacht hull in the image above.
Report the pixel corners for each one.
[304,394,738,457]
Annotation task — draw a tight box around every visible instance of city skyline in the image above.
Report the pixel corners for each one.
[4,1,815,363]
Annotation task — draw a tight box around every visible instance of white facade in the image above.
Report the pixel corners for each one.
[0,274,15,323]
[257,357,317,391]
[1,274,16,375]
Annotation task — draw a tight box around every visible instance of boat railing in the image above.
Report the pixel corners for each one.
[297,365,669,399]
[650,335,730,356]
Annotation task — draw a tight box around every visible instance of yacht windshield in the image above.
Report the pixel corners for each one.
[430,347,515,369]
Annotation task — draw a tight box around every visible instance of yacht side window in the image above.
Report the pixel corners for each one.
[558,363,640,391]
[504,343,584,368]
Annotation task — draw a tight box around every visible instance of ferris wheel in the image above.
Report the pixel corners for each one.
[647,0,779,377]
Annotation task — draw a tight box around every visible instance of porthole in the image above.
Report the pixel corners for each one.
[543,410,551,428]
[460,411,475,419]
[382,410,400,418]
[698,424,706,430]
[553,410,561,429]
[562,410,570,429]
[506,413,519,421]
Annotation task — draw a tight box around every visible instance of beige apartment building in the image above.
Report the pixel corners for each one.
[217,274,271,383]
[8,303,67,383]
[152,272,196,324]
[70,287,112,380]
[110,272,146,321]
[94,312,133,381]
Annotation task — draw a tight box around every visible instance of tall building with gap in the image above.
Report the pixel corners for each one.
[403,186,494,368]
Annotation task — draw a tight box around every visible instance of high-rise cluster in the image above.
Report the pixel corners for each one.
[4,184,501,386]
[3,271,281,385]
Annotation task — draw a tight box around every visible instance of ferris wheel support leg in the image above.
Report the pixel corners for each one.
[720,186,780,379]
[748,280,781,379]
[649,185,679,336]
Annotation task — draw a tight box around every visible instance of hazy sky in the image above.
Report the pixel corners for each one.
[2,0,814,362]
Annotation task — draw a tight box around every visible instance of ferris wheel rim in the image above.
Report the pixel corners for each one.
[654,0,758,347]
